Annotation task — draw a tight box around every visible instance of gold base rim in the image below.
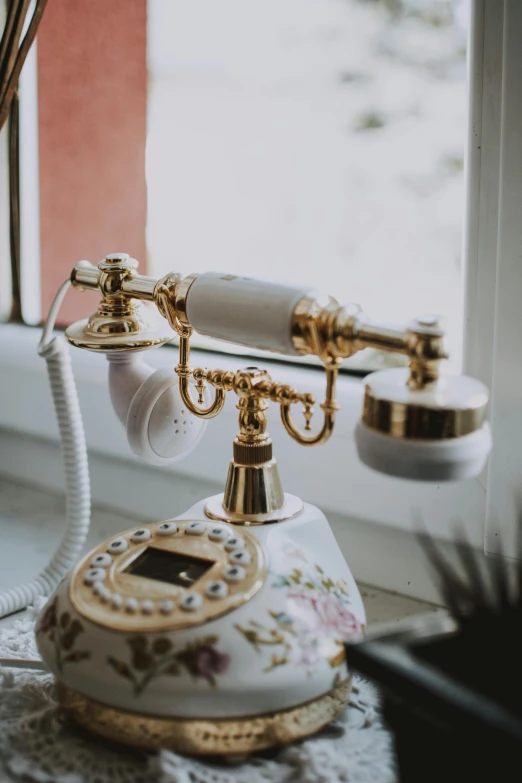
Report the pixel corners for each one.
[204,492,304,525]
[57,677,351,755]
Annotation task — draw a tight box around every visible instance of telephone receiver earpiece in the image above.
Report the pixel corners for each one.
[107,352,207,466]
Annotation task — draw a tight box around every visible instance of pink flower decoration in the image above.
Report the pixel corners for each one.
[287,588,363,642]
[192,645,231,682]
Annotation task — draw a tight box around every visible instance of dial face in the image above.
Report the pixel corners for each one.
[69,519,266,632]
[124,548,214,588]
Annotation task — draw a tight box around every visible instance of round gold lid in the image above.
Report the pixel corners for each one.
[65,305,174,353]
[361,368,489,440]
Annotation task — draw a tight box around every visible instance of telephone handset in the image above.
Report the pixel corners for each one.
[4,253,491,754]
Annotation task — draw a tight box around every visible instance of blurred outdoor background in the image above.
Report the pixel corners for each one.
[146,0,468,370]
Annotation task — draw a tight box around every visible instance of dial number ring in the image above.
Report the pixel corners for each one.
[69,519,266,633]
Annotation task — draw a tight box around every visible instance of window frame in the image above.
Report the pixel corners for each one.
[17,24,41,325]
[0,121,10,321]
[466,0,522,560]
[0,0,12,321]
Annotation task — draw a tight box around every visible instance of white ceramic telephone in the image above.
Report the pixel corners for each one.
[3,253,491,754]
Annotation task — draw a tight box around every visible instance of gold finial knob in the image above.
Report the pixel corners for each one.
[98,253,138,273]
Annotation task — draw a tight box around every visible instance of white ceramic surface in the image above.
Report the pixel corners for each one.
[36,500,366,719]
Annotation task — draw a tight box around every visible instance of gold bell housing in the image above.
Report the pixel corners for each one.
[65,254,491,490]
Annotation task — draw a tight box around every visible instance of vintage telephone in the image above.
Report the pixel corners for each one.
[2,253,491,755]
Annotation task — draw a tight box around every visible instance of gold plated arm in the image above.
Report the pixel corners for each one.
[279,359,340,446]
[175,333,227,419]
[171,326,340,447]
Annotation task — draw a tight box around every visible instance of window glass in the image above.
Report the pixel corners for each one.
[147,0,468,370]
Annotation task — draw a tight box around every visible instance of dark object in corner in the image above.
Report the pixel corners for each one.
[348,532,522,783]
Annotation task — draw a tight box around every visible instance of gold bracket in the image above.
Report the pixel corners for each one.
[175,332,228,419]
[172,331,339,449]
[168,322,341,524]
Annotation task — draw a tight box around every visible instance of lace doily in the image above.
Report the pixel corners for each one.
[0,600,395,783]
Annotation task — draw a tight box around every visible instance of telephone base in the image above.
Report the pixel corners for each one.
[57,676,351,755]
[36,500,365,754]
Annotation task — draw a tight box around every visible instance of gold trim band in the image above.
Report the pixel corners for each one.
[57,677,351,755]
[362,393,488,439]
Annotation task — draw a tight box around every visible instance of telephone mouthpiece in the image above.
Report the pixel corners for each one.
[355,368,492,481]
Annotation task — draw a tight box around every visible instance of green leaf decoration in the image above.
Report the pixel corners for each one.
[106,635,229,695]
[336,580,349,596]
[236,626,259,646]
[128,636,148,654]
[63,650,90,665]
[60,612,71,630]
[175,649,198,677]
[316,565,324,574]
[271,611,294,628]
[201,635,219,647]
[132,652,154,671]
[69,620,83,638]
[61,632,76,651]
[272,575,291,588]
[107,656,134,681]
[152,638,172,656]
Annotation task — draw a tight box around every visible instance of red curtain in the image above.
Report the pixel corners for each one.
[38,0,147,322]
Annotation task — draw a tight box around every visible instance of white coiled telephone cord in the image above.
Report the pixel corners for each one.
[0,279,91,618]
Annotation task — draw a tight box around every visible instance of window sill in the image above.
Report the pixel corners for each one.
[0,323,487,601]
